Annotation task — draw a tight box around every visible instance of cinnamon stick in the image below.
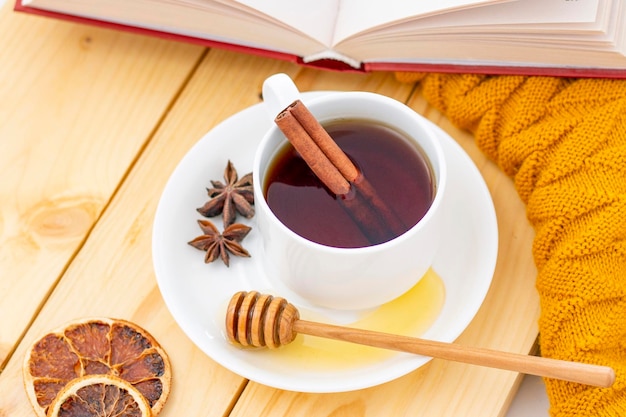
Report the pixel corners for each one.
[275,108,350,195]
[339,187,398,244]
[288,101,359,182]
[274,100,406,244]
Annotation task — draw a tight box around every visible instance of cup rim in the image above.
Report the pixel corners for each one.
[253,91,448,254]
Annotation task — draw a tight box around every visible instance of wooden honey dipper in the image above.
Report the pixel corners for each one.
[225,291,615,387]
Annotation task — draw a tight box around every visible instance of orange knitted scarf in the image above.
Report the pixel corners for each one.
[395,72,626,416]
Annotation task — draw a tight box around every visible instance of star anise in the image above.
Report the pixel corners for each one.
[197,160,254,227]
[188,220,251,267]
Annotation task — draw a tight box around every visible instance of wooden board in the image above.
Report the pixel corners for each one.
[0,3,540,413]
[0,0,203,366]
[228,84,540,417]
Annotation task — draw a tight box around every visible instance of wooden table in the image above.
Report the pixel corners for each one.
[0,2,540,415]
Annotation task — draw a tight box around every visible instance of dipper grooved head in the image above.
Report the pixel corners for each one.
[226,291,300,348]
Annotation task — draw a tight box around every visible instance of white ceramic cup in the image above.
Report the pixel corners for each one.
[253,73,447,311]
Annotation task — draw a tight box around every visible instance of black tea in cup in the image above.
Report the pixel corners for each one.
[264,119,435,248]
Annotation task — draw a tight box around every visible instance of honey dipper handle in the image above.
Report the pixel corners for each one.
[292,320,615,388]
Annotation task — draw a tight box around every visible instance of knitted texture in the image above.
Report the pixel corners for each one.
[395,72,626,416]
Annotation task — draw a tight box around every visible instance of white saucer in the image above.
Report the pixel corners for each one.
[152,92,498,393]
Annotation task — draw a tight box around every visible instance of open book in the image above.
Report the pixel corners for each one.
[15,0,626,78]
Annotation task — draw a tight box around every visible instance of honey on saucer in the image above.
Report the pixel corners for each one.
[255,268,445,370]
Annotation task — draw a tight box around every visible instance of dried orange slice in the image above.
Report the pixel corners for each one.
[23,318,171,417]
[47,374,152,417]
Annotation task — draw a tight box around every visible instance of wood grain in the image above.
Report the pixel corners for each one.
[227,82,540,417]
[0,4,541,415]
[0,48,302,417]
[0,2,203,367]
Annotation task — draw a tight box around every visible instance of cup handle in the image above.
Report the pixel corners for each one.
[262,73,302,120]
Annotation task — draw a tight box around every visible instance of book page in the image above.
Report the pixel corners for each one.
[417,0,600,31]
[333,0,512,43]
[353,0,603,37]
[232,0,339,45]
[24,0,331,54]
[330,0,623,69]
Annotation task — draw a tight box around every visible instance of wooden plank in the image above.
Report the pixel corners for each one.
[0,47,415,416]
[0,9,539,412]
[0,1,204,366]
[0,49,298,416]
[227,85,539,416]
